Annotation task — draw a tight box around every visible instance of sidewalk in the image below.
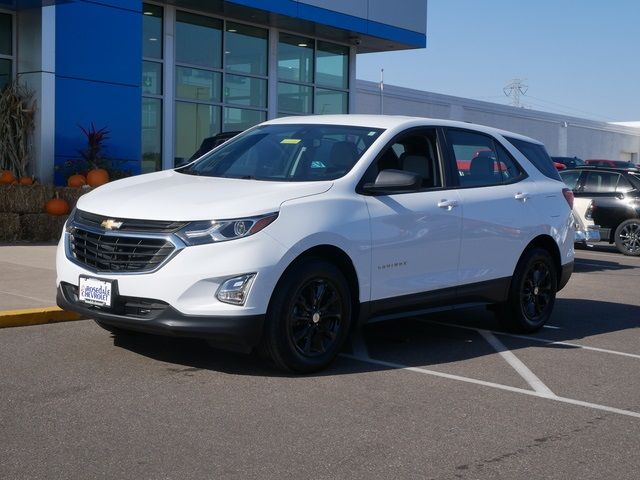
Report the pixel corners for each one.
[0,243,82,327]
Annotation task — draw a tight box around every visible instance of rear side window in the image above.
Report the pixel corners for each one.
[559,170,581,190]
[445,129,524,187]
[506,137,561,181]
[583,171,624,194]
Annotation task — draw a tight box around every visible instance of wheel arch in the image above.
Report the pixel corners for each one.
[520,234,562,287]
[273,244,361,321]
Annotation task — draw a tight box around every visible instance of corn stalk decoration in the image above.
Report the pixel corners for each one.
[0,81,36,178]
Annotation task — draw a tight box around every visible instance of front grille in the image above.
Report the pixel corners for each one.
[76,210,188,233]
[69,228,175,273]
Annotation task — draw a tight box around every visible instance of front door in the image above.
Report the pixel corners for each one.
[364,128,463,306]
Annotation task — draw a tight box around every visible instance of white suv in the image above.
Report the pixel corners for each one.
[57,115,575,372]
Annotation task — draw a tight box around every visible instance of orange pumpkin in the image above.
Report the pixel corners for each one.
[67,173,87,188]
[19,176,34,186]
[0,170,15,184]
[45,193,70,216]
[86,168,109,187]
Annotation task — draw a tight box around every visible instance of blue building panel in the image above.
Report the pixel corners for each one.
[54,77,141,184]
[55,0,141,86]
[224,0,426,48]
[54,0,142,184]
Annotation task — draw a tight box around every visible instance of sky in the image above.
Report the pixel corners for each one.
[356,0,640,122]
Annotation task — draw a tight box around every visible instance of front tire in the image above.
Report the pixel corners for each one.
[260,258,352,373]
[496,248,557,333]
[614,219,640,256]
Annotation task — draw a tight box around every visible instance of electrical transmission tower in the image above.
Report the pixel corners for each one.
[503,78,528,107]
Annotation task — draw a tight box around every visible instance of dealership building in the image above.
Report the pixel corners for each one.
[1,0,639,185]
[0,0,427,184]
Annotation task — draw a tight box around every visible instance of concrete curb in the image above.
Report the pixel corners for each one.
[0,307,83,329]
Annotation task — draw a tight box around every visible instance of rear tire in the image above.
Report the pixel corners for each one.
[260,258,352,373]
[496,248,557,333]
[614,219,640,256]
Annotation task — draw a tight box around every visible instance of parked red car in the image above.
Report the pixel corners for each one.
[585,159,637,169]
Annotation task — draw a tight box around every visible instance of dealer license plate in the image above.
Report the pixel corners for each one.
[78,276,113,307]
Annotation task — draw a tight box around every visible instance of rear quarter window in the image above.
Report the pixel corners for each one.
[505,137,561,181]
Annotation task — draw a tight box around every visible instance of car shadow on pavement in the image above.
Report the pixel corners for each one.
[108,297,640,376]
[573,258,636,273]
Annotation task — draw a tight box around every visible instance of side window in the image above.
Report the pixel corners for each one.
[616,175,634,193]
[559,170,581,190]
[446,130,511,187]
[505,137,561,181]
[583,172,619,193]
[364,129,442,189]
[495,143,524,182]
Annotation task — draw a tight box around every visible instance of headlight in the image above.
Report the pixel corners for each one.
[64,207,77,233]
[176,212,278,246]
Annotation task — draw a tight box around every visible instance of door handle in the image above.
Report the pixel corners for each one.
[437,199,459,210]
[514,192,530,202]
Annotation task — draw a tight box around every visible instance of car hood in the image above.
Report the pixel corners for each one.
[76,170,333,221]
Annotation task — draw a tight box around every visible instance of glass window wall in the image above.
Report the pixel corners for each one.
[141,4,163,173]
[277,34,349,116]
[0,12,12,91]
[316,41,348,90]
[176,12,222,68]
[142,4,162,60]
[174,12,268,166]
[225,22,267,76]
[176,102,222,163]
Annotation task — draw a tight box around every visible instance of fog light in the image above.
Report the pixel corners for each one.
[216,274,256,305]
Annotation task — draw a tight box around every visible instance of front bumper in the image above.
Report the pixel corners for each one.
[57,283,264,352]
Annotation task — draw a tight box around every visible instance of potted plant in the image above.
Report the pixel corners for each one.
[79,123,110,187]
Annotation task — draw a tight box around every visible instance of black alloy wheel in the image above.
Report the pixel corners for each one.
[260,258,352,373]
[496,247,557,333]
[615,219,640,256]
[289,278,344,357]
[520,260,553,322]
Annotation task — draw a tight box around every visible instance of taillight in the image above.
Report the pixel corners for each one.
[562,188,574,209]
[585,202,594,220]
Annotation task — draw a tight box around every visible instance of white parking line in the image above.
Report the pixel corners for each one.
[0,289,53,306]
[342,353,640,419]
[478,330,555,397]
[421,319,640,360]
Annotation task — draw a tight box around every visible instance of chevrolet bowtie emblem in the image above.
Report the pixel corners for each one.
[101,219,123,230]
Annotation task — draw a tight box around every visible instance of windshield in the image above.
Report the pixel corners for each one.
[178,124,384,181]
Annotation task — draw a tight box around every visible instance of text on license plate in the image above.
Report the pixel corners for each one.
[79,276,113,307]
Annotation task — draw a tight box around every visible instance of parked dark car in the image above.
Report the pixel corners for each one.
[175,131,242,167]
[559,167,640,255]
[551,156,584,169]
[189,131,241,161]
[585,159,637,169]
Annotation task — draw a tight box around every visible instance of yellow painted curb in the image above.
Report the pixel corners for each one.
[0,307,83,328]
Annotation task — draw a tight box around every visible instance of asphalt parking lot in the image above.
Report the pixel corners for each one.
[1,245,639,479]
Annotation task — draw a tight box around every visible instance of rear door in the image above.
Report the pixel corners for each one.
[443,128,537,287]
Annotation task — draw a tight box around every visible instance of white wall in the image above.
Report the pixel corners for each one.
[355,80,640,160]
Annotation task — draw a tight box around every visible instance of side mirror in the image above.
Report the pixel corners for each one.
[363,169,422,194]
